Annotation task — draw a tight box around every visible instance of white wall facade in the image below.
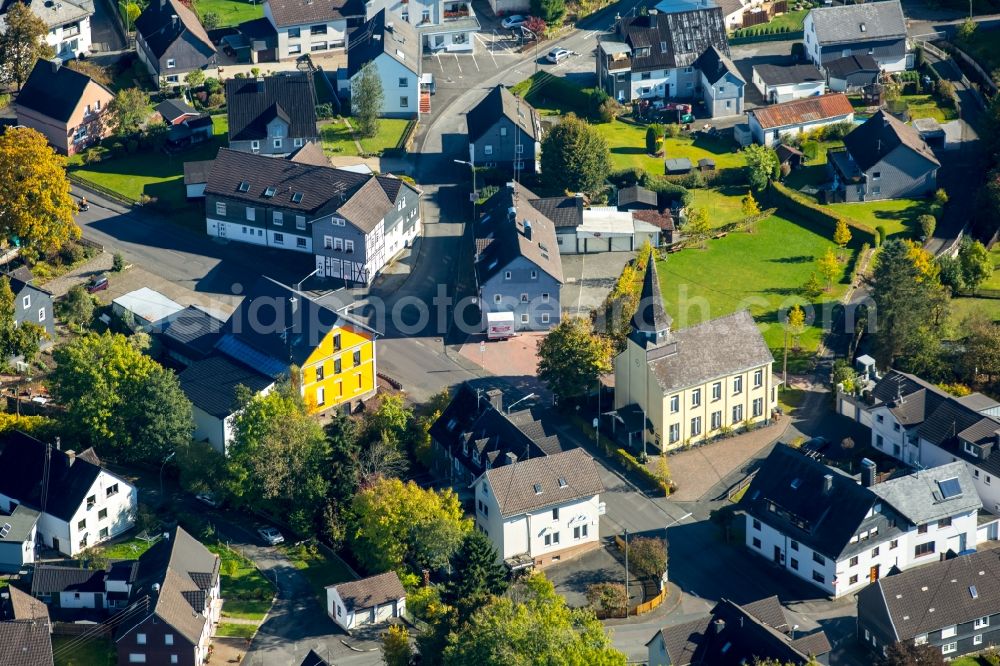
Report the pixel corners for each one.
[59,590,103,609]
[749,111,855,147]
[350,54,419,117]
[921,441,1000,516]
[265,4,348,60]
[868,406,920,465]
[205,218,312,253]
[47,16,92,60]
[752,75,826,104]
[746,507,979,598]
[326,587,405,631]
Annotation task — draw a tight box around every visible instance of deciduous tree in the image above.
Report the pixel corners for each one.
[817,247,840,290]
[786,304,806,349]
[443,530,508,621]
[879,641,945,666]
[382,624,412,666]
[628,537,667,581]
[743,144,779,191]
[349,477,470,575]
[959,236,992,294]
[352,62,384,138]
[685,207,712,248]
[184,69,205,88]
[918,214,936,239]
[541,113,612,197]
[959,311,1000,385]
[537,316,612,404]
[442,572,626,666]
[0,3,53,89]
[741,190,761,223]
[803,272,824,299]
[586,582,626,616]
[833,218,852,250]
[0,127,80,262]
[108,88,152,137]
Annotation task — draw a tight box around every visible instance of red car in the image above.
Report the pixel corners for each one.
[85,275,109,293]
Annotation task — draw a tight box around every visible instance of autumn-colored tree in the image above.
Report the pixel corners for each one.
[586,582,627,616]
[786,304,806,350]
[124,1,142,29]
[741,190,761,227]
[0,127,80,262]
[382,624,412,666]
[904,239,939,282]
[833,218,852,250]
[817,247,840,290]
[628,537,667,580]
[108,88,152,137]
[685,207,712,249]
[184,69,205,88]
[0,3,54,89]
[537,317,612,404]
[654,454,671,487]
[66,60,113,87]
[803,272,824,299]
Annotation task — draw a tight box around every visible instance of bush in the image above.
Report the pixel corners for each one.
[800,140,818,160]
[112,252,125,272]
[823,122,855,141]
[60,242,86,265]
[645,126,659,155]
[204,77,222,94]
[597,97,621,123]
[918,214,936,239]
[608,167,646,188]
[617,448,671,494]
[876,225,887,246]
[663,123,681,138]
[207,92,225,108]
[936,79,956,107]
[201,10,219,29]
[586,582,627,616]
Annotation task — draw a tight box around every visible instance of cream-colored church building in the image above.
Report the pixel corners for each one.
[613,261,779,451]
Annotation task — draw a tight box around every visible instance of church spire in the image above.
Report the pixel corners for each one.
[630,258,672,348]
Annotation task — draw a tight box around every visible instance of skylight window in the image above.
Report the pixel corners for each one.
[238,181,250,192]
[0,523,9,538]
[292,192,304,203]
[264,187,277,198]
[790,478,801,489]
[533,483,542,494]
[971,586,980,599]
[558,478,567,488]
[938,477,962,499]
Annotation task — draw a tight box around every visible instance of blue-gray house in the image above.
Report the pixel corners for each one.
[7,268,54,342]
[475,183,563,332]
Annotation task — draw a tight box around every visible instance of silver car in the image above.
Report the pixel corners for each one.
[257,526,284,545]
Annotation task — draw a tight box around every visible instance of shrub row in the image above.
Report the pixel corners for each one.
[616,448,672,495]
[764,182,877,245]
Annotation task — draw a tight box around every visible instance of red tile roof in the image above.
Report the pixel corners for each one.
[749,93,854,130]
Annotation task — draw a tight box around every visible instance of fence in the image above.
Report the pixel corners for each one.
[726,469,758,501]
[52,621,113,637]
[69,173,138,207]
[611,534,670,616]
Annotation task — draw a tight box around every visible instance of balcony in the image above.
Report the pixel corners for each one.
[443,3,471,20]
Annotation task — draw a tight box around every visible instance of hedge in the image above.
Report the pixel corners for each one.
[764,182,877,245]
[616,448,672,495]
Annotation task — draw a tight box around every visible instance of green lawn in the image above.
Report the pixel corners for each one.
[53,637,116,666]
[731,9,808,37]
[216,622,258,638]
[950,297,1000,336]
[899,94,959,123]
[96,535,158,560]
[192,0,263,27]
[783,140,843,191]
[688,187,752,228]
[280,542,355,605]
[593,120,745,175]
[657,214,857,373]
[208,544,275,621]
[979,244,1000,290]
[826,198,937,240]
[320,118,410,156]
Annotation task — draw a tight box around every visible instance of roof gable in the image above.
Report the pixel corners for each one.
[482,448,603,517]
[808,0,906,45]
[226,74,318,142]
[330,571,405,611]
[16,59,111,124]
[135,0,215,59]
[614,8,729,70]
[843,110,941,172]
[467,86,540,143]
[475,184,564,284]
[347,9,419,78]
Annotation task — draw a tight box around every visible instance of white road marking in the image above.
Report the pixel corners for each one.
[453,53,462,74]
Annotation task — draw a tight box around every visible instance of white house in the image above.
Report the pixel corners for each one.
[472,448,604,570]
[803,0,907,74]
[741,444,984,598]
[6,0,95,60]
[0,431,137,557]
[0,505,39,573]
[747,93,855,147]
[751,63,826,104]
[262,0,353,60]
[344,10,421,118]
[326,571,406,632]
[31,564,107,609]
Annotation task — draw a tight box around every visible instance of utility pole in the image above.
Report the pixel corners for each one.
[624,528,630,617]
[782,327,789,389]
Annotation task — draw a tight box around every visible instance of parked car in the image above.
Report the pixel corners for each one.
[546,48,570,64]
[502,14,527,29]
[195,493,220,508]
[257,525,284,545]
[85,275,109,293]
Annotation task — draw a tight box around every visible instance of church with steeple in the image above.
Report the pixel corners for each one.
[613,260,779,452]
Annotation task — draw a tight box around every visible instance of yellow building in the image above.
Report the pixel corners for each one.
[218,276,377,413]
[613,262,777,452]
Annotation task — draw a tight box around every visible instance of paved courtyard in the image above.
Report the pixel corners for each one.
[457,332,547,395]
[561,251,636,318]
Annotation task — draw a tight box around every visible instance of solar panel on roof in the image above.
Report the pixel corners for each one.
[0,523,10,538]
[938,477,962,499]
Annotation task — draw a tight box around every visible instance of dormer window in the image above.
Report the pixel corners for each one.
[447,418,457,431]
[964,441,978,455]
[533,483,542,494]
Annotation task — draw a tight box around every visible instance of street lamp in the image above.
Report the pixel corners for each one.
[159,451,176,504]
[624,527,630,616]
[664,512,692,541]
[296,267,321,292]
[454,159,477,220]
[507,392,537,415]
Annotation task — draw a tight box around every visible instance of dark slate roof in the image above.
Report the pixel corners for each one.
[617,185,658,210]
[870,370,951,427]
[740,444,888,560]
[958,392,1000,413]
[267,0,363,28]
[329,571,404,611]
[808,0,906,46]
[16,59,111,124]
[0,586,49,622]
[608,8,729,71]
[466,85,540,144]
[630,258,672,347]
[753,63,824,86]
[226,73,318,142]
[108,560,139,584]
[527,195,584,229]
[300,650,332,666]
[122,526,220,646]
[158,306,225,360]
[0,620,53,666]
[135,0,216,60]
[843,109,940,172]
[429,383,569,478]
[155,98,199,123]
[475,183,564,284]
[858,549,1000,642]
[869,462,981,526]
[31,566,104,596]
[693,45,744,85]
[644,310,773,393]
[183,159,214,186]
[347,9,419,78]
[179,354,274,418]
[649,597,830,666]
[824,54,880,79]
[220,275,363,370]
[0,431,116,523]
[204,148,410,234]
[482,448,603,517]
[287,140,330,166]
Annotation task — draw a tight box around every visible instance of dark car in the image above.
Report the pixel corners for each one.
[85,275,109,293]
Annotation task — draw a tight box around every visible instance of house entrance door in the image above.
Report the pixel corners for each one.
[869,565,880,583]
[773,546,782,564]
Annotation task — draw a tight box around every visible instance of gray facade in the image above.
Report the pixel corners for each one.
[470,117,538,172]
[12,283,54,340]
[480,256,561,332]
[829,148,937,203]
[701,70,744,117]
[228,118,318,157]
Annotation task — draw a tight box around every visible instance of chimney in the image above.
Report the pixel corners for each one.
[861,458,877,487]
[171,14,180,30]
[504,451,518,465]
[486,388,503,413]
[712,618,725,634]
[524,220,532,240]
[65,450,76,467]
[163,532,170,541]
[55,437,61,451]
[50,59,61,74]
[152,583,161,593]
[823,473,833,494]
[506,181,516,190]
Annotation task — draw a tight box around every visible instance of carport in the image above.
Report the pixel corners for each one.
[572,208,636,254]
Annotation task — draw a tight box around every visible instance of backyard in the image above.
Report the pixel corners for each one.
[729,8,808,38]
[320,117,411,157]
[192,0,263,27]
[53,636,116,666]
[656,213,858,372]
[208,543,275,621]
[898,93,959,123]
[592,119,745,174]
[280,541,356,605]
[92,533,158,561]
[826,197,938,240]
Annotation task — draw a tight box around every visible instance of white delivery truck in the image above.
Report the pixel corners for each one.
[486,311,515,340]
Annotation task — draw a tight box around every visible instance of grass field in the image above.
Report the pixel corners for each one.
[656,213,857,373]
[192,0,263,27]
[209,544,275,621]
[96,535,158,560]
[320,118,410,156]
[593,120,745,174]
[783,140,843,191]
[688,187,753,228]
[950,296,1000,333]
[979,245,1000,290]
[216,622,258,638]
[53,637,116,666]
[957,29,1000,80]
[826,198,937,240]
[899,94,959,123]
[730,9,808,37]
[280,542,355,604]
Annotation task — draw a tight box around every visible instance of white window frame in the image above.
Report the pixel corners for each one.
[38,307,45,322]
[22,295,30,309]
[166,59,176,68]
[246,208,255,222]
[942,643,957,654]
[273,211,283,226]
[941,626,957,639]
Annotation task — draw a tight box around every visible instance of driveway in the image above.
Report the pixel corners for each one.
[561,251,636,318]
